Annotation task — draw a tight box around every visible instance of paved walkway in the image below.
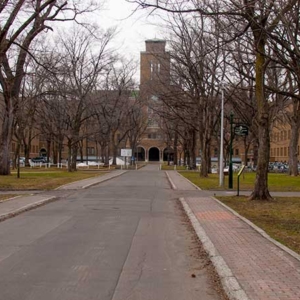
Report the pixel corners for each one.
[0,170,126,222]
[167,171,300,300]
[1,169,300,299]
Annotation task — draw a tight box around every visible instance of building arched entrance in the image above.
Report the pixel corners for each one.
[163,147,174,163]
[148,147,160,161]
[40,148,47,157]
[135,147,145,161]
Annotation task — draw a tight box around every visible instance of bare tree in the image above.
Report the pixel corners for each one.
[40,25,115,171]
[129,0,298,200]
[266,2,300,176]
[154,11,226,175]
[92,59,137,166]
[0,0,99,175]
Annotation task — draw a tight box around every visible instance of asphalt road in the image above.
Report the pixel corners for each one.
[0,165,225,300]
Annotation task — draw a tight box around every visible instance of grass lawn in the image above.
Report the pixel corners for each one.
[0,194,19,201]
[179,171,300,191]
[1,167,109,190]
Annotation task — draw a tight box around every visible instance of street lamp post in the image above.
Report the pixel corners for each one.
[16,125,20,179]
[229,112,234,189]
[219,84,224,187]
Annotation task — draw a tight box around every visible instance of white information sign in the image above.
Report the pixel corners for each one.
[121,149,132,157]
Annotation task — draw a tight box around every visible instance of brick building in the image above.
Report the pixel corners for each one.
[136,39,172,162]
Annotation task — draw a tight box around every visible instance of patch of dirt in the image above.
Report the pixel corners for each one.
[175,199,229,300]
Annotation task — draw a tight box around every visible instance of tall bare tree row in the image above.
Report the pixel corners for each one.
[130,0,300,200]
[0,0,100,175]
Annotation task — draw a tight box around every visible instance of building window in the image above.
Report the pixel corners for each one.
[235,149,239,155]
[150,61,154,80]
[151,95,158,101]
[214,148,218,156]
[148,118,154,126]
[87,147,95,155]
[148,133,157,139]
[148,118,158,127]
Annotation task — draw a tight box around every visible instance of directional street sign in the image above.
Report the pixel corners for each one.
[234,124,249,136]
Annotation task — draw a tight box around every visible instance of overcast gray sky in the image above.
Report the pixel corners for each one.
[99,0,165,60]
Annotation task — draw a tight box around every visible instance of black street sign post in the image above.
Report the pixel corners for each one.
[229,121,249,189]
[234,124,249,136]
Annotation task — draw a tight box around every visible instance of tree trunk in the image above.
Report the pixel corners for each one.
[0,110,14,175]
[24,143,31,167]
[46,139,51,163]
[249,36,272,200]
[191,130,196,169]
[71,143,78,171]
[67,140,72,172]
[201,139,209,177]
[173,131,178,165]
[52,141,58,164]
[105,144,110,165]
[289,122,299,176]
[111,133,117,165]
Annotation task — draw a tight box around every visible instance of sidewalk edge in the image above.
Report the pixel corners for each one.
[0,196,57,223]
[81,171,127,189]
[177,171,202,190]
[165,171,177,190]
[55,170,127,190]
[180,197,249,300]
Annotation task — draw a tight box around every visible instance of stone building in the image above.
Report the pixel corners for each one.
[136,39,172,162]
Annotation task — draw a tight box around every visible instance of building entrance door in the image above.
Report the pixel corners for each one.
[135,147,145,161]
[148,147,160,161]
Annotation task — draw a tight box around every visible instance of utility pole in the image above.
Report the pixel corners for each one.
[219,84,224,187]
[229,112,234,189]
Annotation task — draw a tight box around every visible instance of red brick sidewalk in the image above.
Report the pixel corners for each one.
[167,171,300,300]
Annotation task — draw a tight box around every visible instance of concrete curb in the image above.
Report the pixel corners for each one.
[56,170,127,190]
[165,171,177,190]
[0,196,57,223]
[176,171,203,190]
[180,197,249,300]
[81,171,127,188]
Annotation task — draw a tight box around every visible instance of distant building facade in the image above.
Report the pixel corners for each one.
[136,39,172,162]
